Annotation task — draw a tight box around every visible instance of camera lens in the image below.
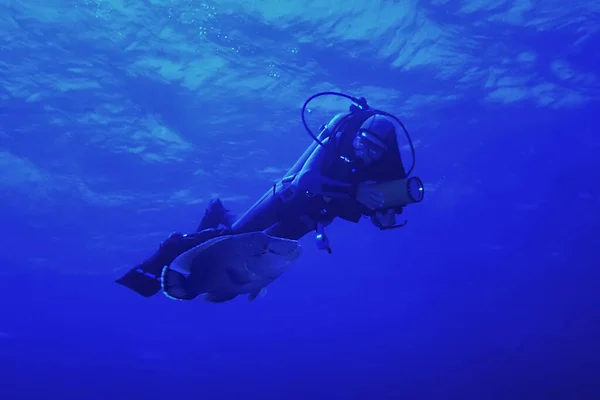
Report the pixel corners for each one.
[407,177,424,203]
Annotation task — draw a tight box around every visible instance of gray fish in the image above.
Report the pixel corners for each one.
[161,232,302,303]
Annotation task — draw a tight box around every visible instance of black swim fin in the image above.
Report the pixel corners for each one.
[115,266,161,297]
[197,198,236,232]
[114,247,170,297]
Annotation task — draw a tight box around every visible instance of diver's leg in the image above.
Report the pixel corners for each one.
[231,189,285,234]
[231,175,312,235]
[264,217,318,240]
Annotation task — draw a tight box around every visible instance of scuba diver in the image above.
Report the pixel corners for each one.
[115,91,424,298]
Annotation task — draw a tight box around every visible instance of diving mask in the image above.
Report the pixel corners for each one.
[353,130,388,160]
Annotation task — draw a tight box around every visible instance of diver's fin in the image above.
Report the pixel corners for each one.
[161,267,197,301]
[203,292,238,303]
[197,198,236,231]
[224,266,253,286]
[248,287,267,302]
[115,267,161,297]
[115,245,173,298]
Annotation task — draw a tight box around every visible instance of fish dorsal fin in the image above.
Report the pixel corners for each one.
[170,235,232,275]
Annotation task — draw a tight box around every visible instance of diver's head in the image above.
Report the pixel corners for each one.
[353,115,395,165]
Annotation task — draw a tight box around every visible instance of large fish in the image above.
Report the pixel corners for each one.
[160,231,302,303]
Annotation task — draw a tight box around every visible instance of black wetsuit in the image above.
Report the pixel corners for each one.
[116,114,407,298]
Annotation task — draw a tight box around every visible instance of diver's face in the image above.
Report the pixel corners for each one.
[353,132,386,165]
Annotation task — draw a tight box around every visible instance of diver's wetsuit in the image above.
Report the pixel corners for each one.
[116,97,416,298]
[116,144,403,298]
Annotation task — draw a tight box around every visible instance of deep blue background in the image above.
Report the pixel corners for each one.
[1,1,599,399]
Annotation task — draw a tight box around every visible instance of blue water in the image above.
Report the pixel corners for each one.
[1,1,599,399]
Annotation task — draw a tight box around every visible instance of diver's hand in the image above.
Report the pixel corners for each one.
[371,209,397,229]
[356,181,385,210]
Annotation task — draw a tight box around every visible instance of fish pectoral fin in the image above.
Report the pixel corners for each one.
[203,292,238,303]
[225,266,252,286]
[248,287,267,302]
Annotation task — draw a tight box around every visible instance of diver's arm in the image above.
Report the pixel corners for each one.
[293,141,357,199]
